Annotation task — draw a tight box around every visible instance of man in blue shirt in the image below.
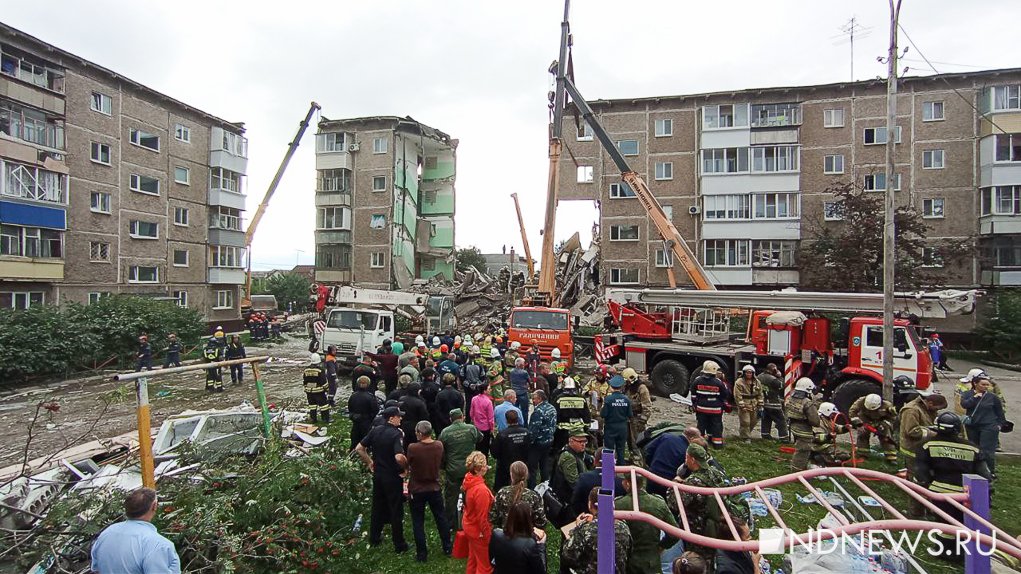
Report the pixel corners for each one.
[494,389,523,432]
[509,357,532,423]
[91,487,180,574]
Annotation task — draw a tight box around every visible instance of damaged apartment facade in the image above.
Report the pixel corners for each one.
[557,67,1021,292]
[313,116,456,289]
[0,23,248,324]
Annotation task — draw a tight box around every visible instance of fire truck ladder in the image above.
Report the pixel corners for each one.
[589,451,1018,574]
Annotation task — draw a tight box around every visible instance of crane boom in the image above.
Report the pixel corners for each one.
[510,193,536,278]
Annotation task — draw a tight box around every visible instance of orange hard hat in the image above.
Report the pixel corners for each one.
[440,344,449,352]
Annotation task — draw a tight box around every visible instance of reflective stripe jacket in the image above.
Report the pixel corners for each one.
[303,365,328,394]
[692,374,731,415]
[898,396,937,457]
[915,437,990,493]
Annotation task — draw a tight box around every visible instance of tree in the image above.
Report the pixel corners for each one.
[799,182,972,292]
[455,246,487,273]
[257,273,311,312]
[976,289,1021,361]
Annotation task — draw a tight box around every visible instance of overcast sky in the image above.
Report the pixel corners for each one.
[6,1,1020,271]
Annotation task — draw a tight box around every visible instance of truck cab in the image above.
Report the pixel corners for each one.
[320,308,395,366]
[508,306,573,369]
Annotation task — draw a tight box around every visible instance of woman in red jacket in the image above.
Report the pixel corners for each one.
[462,451,495,574]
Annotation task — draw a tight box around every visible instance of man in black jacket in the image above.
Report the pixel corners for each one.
[351,355,380,392]
[434,375,464,436]
[348,375,380,451]
[399,383,430,450]
[492,410,530,491]
[691,360,732,448]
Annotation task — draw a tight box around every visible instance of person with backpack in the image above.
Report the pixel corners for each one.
[669,443,747,564]
[550,429,592,524]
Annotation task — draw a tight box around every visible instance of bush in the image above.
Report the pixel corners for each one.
[0,295,205,384]
[976,288,1021,362]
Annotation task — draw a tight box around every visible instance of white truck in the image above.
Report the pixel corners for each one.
[318,287,455,365]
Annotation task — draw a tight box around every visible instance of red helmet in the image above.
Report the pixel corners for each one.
[932,333,940,339]
[440,344,449,353]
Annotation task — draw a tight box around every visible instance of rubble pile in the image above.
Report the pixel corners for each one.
[417,265,521,332]
[553,232,605,327]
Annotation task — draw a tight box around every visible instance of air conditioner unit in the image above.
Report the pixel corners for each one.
[688,205,701,215]
[348,143,360,152]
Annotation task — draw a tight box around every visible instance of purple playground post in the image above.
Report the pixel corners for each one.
[598,448,616,574]
[963,474,991,574]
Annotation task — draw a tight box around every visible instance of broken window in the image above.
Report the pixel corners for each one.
[369,214,386,229]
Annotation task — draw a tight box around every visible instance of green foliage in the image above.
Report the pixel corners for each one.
[976,288,1021,361]
[0,295,204,384]
[799,182,973,292]
[455,246,487,273]
[256,273,311,313]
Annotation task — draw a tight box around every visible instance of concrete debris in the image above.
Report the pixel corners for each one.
[153,407,266,458]
[555,232,605,326]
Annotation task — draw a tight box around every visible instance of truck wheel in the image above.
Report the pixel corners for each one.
[651,360,690,397]
[831,378,882,415]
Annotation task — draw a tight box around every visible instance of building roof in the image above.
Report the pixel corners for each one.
[317,115,455,146]
[0,22,244,132]
[291,264,316,277]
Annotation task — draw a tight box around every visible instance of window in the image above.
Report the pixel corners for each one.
[369,214,387,229]
[654,119,673,137]
[980,186,1021,216]
[704,239,749,267]
[372,137,388,154]
[823,108,845,128]
[609,224,639,241]
[0,225,62,258]
[751,103,801,128]
[317,132,346,152]
[129,174,160,195]
[577,166,594,183]
[753,193,800,219]
[90,192,111,213]
[129,220,158,239]
[129,266,159,283]
[0,292,44,309]
[210,206,242,230]
[609,268,640,285]
[608,182,635,198]
[0,102,65,149]
[88,292,110,305]
[751,145,799,172]
[210,246,244,268]
[577,122,593,141]
[752,240,798,268]
[210,168,242,193]
[662,205,673,219]
[90,142,111,165]
[863,126,902,145]
[129,128,160,152]
[994,134,1021,162]
[172,290,188,307]
[214,289,234,309]
[173,249,189,267]
[0,47,64,92]
[654,249,673,268]
[655,161,673,180]
[172,207,188,226]
[863,172,901,191]
[370,252,385,268]
[318,207,351,230]
[703,104,748,129]
[922,149,945,170]
[701,147,749,174]
[923,101,944,121]
[823,201,845,221]
[0,225,18,256]
[372,176,387,192]
[824,154,845,174]
[174,166,190,184]
[616,140,639,156]
[3,162,66,204]
[174,124,190,143]
[921,247,944,268]
[993,85,1021,111]
[318,169,351,192]
[90,92,112,115]
[89,241,110,262]
[922,198,945,218]
[703,195,751,220]
[220,131,247,157]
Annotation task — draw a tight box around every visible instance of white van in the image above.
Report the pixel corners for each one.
[320,307,395,366]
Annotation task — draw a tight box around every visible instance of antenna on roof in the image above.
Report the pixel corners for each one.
[833,16,874,81]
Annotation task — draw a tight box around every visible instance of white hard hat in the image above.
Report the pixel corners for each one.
[794,377,815,393]
[464,335,473,345]
[818,402,838,418]
[563,376,576,389]
[510,341,521,350]
[551,348,561,359]
[471,345,481,354]
[742,365,756,373]
[309,353,321,363]
[432,336,440,346]
[454,335,462,344]
[864,394,882,410]
[960,368,986,383]
[702,360,720,375]
[416,334,424,344]
[490,347,501,359]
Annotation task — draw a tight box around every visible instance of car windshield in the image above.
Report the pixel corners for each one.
[511,310,569,330]
[426,296,447,317]
[326,309,377,330]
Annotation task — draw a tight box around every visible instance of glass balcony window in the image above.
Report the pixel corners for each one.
[751,103,802,128]
[2,161,66,204]
[0,47,65,93]
[0,103,65,150]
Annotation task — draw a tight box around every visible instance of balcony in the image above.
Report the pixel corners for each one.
[315,230,352,244]
[209,127,248,174]
[315,150,352,171]
[2,163,67,205]
[207,267,246,284]
[0,104,64,151]
[0,76,65,116]
[315,269,352,283]
[315,191,352,207]
[750,104,802,128]
[208,227,245,247]
[208,188,246,210]
[1,48,64,94]
[0,257,63,280]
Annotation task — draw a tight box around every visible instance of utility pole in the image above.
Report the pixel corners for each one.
[882,0,903,403]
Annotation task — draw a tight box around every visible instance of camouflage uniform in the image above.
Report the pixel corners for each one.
[848,396,899,463]
[626,381,653,447]
[668,461,744,563]
[561,518,632,574]
[615,490,678,574]
[488,486,547,530]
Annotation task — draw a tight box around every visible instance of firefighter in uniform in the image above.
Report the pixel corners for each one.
[691,360,731,448]
[759,363,788,440]
[303,353,331,423]
[811,402,851,466]
[848,393,899,463]
[622,368,652,458]
[583,365,612,426]
[553,377,591,456]
[734,365,763,441]
[550,347,567,377]
[786,377,821,470]
[203,337,224,392]
[601,375,632,464]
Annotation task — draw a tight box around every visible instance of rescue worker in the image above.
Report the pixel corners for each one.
[323,345,339,406]
[135,335,152,372]
[622,368,652,456]
[503,341,521,370]
[439,408,480,528]
[899,390,948,517]
[561,486,633,574]
[671,443,745,563]
[348,375,380,451]
[487,347,505,397]
[601,375,632,464]
[203,336,223,392]
[691,361,731,448]
[550,347,567,377]
[812,402,851,466]
[212,325,226,349]
[615,474,678,574]
[225,335,246,385]
[438,352,460,381]
[162,334,181,369]
[734,365,763,441]
[480,336,494,363]
[759,363,788,440]
[848,393,899,463]
[583,365,612,436]
[553,376,591,456]
[303,353,330,423]
[786,377,821,471]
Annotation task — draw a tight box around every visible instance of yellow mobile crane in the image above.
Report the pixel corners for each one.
[509,193,536,280]
[242,101,321,308]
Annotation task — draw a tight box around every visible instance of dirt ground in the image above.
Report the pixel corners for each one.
[1,336,1018,470]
